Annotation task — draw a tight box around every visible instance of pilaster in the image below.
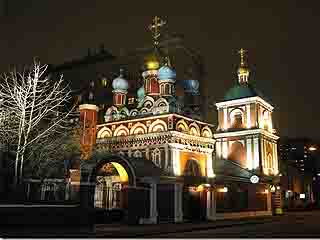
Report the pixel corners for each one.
[174,183,183,222]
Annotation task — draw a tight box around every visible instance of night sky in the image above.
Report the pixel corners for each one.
[0,0,319,139]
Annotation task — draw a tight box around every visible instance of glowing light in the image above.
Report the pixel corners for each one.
[270,186,276,192]
[197,185,204,192]
[264,189,269,194]
[111,162,129,183]
[217,187,228,193]
[300,193,305,199]
[146,61,159,70]
[309,146,317,151]
[276,186,280,190]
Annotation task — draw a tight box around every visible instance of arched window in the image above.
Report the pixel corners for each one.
[152,148,161,167]
[230,109,244,129]
[265,143,273,170]
[133,150,142,158]
[228,141,246,167]
[165,84,170,95]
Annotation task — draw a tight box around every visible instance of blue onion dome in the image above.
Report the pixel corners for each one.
[112,69,129,91]
[158,65,176,80]
[182,79,200,94]
[137,85,145,99]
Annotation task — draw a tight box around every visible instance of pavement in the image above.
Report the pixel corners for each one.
[95,216,277,238]
[1,210,320,237]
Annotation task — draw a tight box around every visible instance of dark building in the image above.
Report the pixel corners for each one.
[278,137,320,208]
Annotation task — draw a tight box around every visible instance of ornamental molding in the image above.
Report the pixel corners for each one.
[96,130,215,150]
[216,96,274,111]
[214,128,279,140]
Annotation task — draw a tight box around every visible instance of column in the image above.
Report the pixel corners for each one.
[253,137,260,169]
[174,183,183,222]
[216,140,222,159]
[222,140,228,159]
[149,182,158,224]
[274,143,279,174]
[165,145,169,169]
[246,104,251,128]
[206,190,216,220]
[206,151,215,177]
[246,138,253,170]
[261,138,266,173]
[223,108,228,130]
[40,184,45,200]
[267,191,272,212]
[272,143,276,174]
[171,148,181,176]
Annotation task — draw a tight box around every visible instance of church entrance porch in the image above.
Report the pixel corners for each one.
[94,162,129,210]
[80,153,161,224]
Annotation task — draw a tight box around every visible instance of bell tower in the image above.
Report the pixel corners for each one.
[214,49,279,176]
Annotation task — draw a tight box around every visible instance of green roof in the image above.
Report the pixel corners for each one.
[224,83,267,102]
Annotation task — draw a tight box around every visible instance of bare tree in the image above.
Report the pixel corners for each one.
[0,61,75,185]
[24,120,81,180]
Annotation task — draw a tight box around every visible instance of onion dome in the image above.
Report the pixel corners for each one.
[143,49,161,71]
[158,65,176,80]
[137,86,145,99]
[112,69,129,91]
[182,79,200,94]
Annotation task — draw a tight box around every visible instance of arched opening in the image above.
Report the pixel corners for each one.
[230,109,244,129]
[94,162,129,210]
[263,110,269,130]
[183,159,201,177]
[228,141,246,167]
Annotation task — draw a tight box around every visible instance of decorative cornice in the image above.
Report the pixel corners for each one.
[214,128,279,140]
[216,96,274,111]
[79,104,99,112]
[97,113,214,129]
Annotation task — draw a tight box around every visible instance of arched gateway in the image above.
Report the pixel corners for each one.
[79,151,161,223]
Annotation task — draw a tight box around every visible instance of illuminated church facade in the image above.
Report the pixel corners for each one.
[76,17,281,223]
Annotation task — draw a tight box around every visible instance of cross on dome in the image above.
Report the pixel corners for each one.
[237,48,250,84]
[148,16,166,46]
[238,48,247,66]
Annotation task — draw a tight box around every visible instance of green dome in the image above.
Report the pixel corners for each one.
[224,83,264,101]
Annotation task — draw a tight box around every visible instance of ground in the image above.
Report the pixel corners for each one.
[1,210,320,237]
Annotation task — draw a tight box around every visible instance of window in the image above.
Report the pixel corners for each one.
[230,109,244,129]
[133,150,142,158]
[152,148,161,167]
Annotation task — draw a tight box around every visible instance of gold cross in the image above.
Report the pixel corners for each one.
[238,48,247,66]
[148,16,166,46]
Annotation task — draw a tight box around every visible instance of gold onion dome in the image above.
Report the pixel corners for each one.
[143,51,161,70]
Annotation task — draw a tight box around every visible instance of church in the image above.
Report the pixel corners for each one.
[74,17,281,224]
